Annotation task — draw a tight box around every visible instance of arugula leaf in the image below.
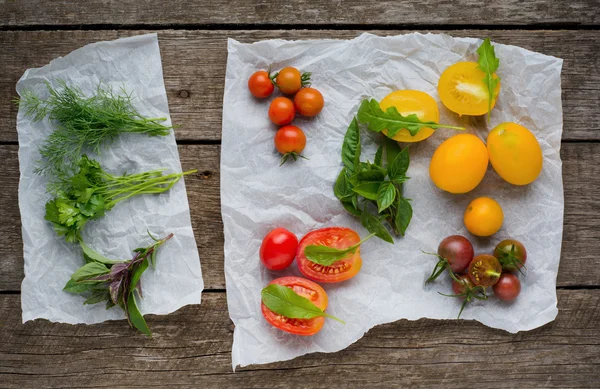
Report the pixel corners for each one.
[374,144,383,167]
[352,182,380,200]
[71,262,110,282]
[342,118,361,175]
[477,38,500,121]
[360,207,394,243]
[357,99,465,137]
[377,181,396,213]
[388,146,410,180]
[394,196,413,237]
[127,292,151,336]
[304,233,375,266]
[261,284,344,324]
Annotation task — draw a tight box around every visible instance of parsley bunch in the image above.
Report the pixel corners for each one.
[45,155,195,243]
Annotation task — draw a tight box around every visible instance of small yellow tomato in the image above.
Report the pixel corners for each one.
[464,197,504,237]
[438,62,500,116]
[487,122,543,185]
[429,133,489,194]
[379,90,440,143]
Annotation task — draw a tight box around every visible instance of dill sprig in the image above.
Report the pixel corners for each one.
[16,80,172,182]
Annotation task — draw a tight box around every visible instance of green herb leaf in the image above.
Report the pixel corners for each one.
[83,290,111,305]
[385,137,401,168]
[63,278,95,293]
[127,292,152,336]
[374,144,383,167]
[357,99,465,137]
[394,196,413,237]
[304,233,375,266]
[71,262,110,282]
[476,38,500,121]
[352,182,380,200]
[361,207,394,243]
[80,241,127,265]
[340,197,361,216]
[349,170,386,186]
[342,118,361,175]
[261,284,344,324]
[334,168,353,200]
[377,181,396,213]
[388,146,410,180]
[129,259,150,293]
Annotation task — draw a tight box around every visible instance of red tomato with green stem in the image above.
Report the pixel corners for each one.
[274,125,307,166]
[275,67,311,95]
[296,227,362,283]
[268,97,295,125]
[294,87,324,117]
[426,235,474,282]
[493,273,521,301]
[494,239,527,273]
[248,70,275,98]
[441,273,487,319]
[261,276,328,336]
[260,228,298,270]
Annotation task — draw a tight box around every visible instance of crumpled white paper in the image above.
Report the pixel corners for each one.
[221,32,563,368]
[17,33,204,324]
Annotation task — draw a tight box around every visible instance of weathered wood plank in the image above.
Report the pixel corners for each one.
[0,290,599,388]
[1,29,599,142]
[1,0,599,27]
[0,142,599,291]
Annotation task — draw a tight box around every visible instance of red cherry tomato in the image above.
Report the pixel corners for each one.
[493,273,521,301]
[296,227,362,283]
[452,273,475,295]
[268,97,295,125]
[259,228,298,271]
[275,67,309,95]
[439,235,474,273]
[274,125,306,156]
[294,88,324,116]
[468,254,502,287]
[248,70,274,98]
[494,239,527,273]
[261,276,328,336]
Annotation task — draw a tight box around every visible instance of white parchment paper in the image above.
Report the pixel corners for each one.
[17,33,204,324]
[221,32,563,368]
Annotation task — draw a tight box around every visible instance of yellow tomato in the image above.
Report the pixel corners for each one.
[487,122,543,185]
[429,133,489,194]
[379,90,440,142]
[438,62,500,116]
[464,197,504,237]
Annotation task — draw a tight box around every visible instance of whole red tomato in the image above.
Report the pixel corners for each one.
[294,88,324,116]
[275,67,310,95]
[259,228,298,270]
[248,70,274,98]
[494,239,527,273]
[268,97,295,125]
[493,273,521,301]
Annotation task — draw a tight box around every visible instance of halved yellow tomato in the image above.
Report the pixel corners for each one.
[379,90,440,142]
[438,62,500,116]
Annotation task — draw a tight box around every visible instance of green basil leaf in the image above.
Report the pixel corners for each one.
[342,118,361,175]
[127,292,152,336]
[352,182,380,200]
[129,259,149,293]
[83,290,110,305]
[261,284,344,324]
[71,262,110,282]
[334,168,353,200]
[80,241,127,265]
[388,146,410,180]
[395,196,413,237]
[377,181,397,213]
[351,170,386,185]
[357,99,464,137]
[385,138,401,168]
[374,144,383,167]
[341,197,361,216]
[63,278,95,293]
[361,208,394,244]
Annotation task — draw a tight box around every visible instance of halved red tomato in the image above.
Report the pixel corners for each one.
[296,227,362,283]
[261,276,328,336]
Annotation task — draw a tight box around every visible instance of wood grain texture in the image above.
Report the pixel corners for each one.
[1,0,599,27]
[1,142,598,291]
[1,290,599,388]
[1,29,599,142]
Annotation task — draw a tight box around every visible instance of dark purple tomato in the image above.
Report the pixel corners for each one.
[494,239,527,273]
[493,273,521,301]
[438,235,474,273]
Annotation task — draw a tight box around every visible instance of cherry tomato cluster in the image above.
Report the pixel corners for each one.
[248,67,325,166]
[259,226,362,335]
[426,235,527,318]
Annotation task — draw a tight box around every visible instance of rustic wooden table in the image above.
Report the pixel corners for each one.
[1,2,599,388]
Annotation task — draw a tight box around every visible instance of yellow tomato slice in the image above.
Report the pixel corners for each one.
[438,62,500,116]
[379,90,440,143]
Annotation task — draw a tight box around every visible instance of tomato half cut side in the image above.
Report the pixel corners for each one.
[261,276,328,336]
[296,227,362,283]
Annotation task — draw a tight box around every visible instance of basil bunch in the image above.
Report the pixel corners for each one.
[334,118,413,243]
